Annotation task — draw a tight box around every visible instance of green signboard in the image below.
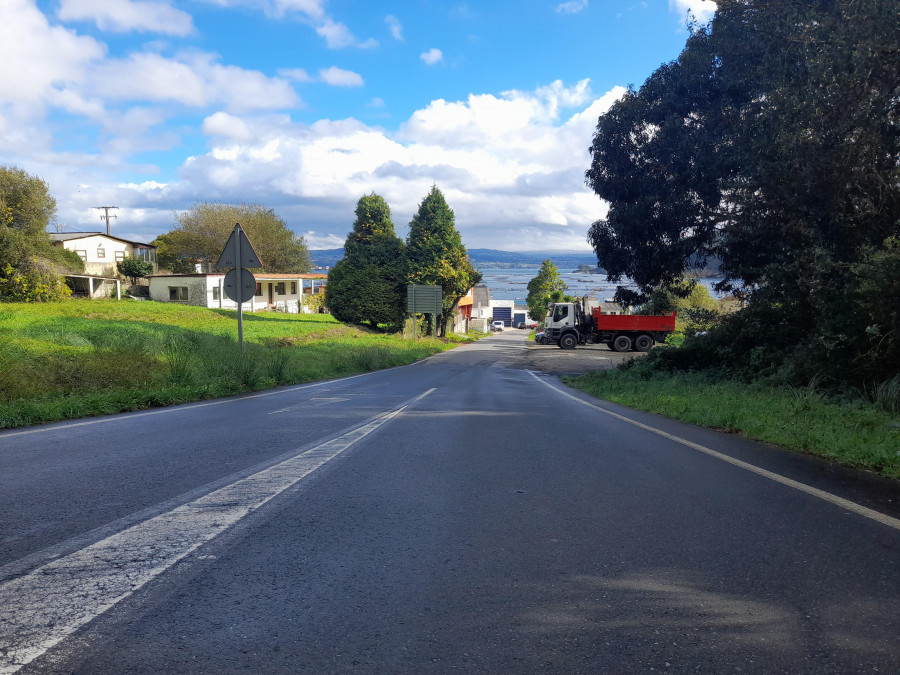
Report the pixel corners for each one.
[406,284,442,315]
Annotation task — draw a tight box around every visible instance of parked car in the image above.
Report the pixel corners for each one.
[491,320,505,332]
[515,322,525,329]
[535,331,548,345]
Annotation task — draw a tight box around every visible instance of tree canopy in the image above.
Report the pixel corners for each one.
[325,193,405,329]
[404,186,481,336]
[525,259,568,321]
[0,166,80,302]
[154,201,311,273]
[585,0,900,386]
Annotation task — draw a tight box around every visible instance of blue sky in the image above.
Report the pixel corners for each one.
[3,0,716,251]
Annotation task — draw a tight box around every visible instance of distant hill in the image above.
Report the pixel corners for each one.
[309,248,600,271]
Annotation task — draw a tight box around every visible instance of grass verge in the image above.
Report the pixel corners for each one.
[0,300,470,430]
[564,368,900,479]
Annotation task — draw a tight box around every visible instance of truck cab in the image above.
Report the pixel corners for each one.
[543,302,587,349]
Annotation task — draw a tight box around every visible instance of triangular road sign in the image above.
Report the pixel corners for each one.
[217,223,262,269]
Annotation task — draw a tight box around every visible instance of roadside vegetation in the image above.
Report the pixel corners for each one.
[0,300,468,430]
[562,2,900,479]
[566,364,900,480]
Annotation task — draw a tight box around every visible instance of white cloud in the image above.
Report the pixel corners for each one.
[278,67,313,82]
[89,52,300,112]
[57,0,194,35]
[385,14,403,41]
[420,48,443,65]
[0,0,105,107]
[556,0,588,14]
[318,66,364,87]
[670,0,717,23]
[316,18,378,49]
[157,80,627,251]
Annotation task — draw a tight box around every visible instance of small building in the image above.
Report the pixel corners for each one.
[50,232,157,278]
[148,272,327,313]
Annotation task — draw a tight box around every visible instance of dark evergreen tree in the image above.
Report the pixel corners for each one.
[325,193,405,329]
[585,0,900,386]
[404,185,481,336]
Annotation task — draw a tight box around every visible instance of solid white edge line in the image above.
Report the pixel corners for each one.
[527,371,900,533]
[0,372,374,439]
[0,388,435,674]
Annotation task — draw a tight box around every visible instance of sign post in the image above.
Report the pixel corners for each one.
[406,285,442,338]
[218,223,262,352]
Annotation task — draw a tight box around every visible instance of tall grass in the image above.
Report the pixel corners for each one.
[565,368,900,479]
[0,300,462,429]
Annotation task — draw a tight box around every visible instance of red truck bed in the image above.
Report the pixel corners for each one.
[592,309,677,332]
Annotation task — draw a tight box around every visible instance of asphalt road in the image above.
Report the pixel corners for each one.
[1,330,898,673]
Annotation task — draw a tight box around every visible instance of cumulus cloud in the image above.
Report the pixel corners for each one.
[385,14,403,41]
[162,80,627,251]
[670,0,717,23]
[278,67,312,82]
[420,48,443,65]
[556,0,588,14]
[0,0,105,107]
[89,52,300,112]
[57,0,194,35]
[316,18,377,49]
[318,66,363,87]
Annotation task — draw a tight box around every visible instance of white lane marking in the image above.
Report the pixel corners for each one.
[0,373,373,439]
[528,371,900,532]
[268,397,350,414]
[0,388,435,674]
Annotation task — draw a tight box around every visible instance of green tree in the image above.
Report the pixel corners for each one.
[526,259,568,322]
[585,0,900,387]
[404,186,482,336]
[325,193,405,329]
[156,201,312,273]
[117,256,155,284]
[0,166,79,302]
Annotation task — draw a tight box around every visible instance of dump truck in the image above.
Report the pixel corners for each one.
[542,299,676,351]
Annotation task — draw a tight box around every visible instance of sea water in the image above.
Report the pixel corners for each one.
[476,266,728,303]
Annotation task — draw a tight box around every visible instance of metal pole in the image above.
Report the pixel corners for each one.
[235,224,244,352]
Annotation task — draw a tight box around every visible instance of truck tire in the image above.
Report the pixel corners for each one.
[559,333,578,349]
[612,334,632,352]
[634,334,654,352]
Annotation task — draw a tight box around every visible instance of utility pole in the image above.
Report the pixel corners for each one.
[94,206,118,235]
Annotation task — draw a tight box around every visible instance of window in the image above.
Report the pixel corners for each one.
[75,250,87,262]
[115,251,126,261]
[97,247,106,259]
[168,286,188,301]
[290,282,297,295]
[553,305,569,322]
[212,287,220,301]
[255,283,263,297]
[275,282,286,295]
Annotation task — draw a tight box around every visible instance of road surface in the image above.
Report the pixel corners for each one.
[1,330,898,673]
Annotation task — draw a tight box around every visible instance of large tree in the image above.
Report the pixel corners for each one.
[155,201,311,273]
[404,186,481,336]
[325,193,405,329]
[585,0,900,385]
[0,166,81,301]
[525,259,568,322]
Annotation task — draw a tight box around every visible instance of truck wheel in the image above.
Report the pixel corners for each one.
[559,333,578,349]
[612,334,632,352]
[634,334,654,352]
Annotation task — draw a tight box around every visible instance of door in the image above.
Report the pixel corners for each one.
[267,283,274,306]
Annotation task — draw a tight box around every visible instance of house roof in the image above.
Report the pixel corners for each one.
[149,272,327,280]
[50,232,156,248]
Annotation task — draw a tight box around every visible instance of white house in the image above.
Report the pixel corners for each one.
[50,232,157,278]
[148,273,328,313]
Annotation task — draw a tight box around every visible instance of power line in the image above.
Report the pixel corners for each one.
[94,206,118,235]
